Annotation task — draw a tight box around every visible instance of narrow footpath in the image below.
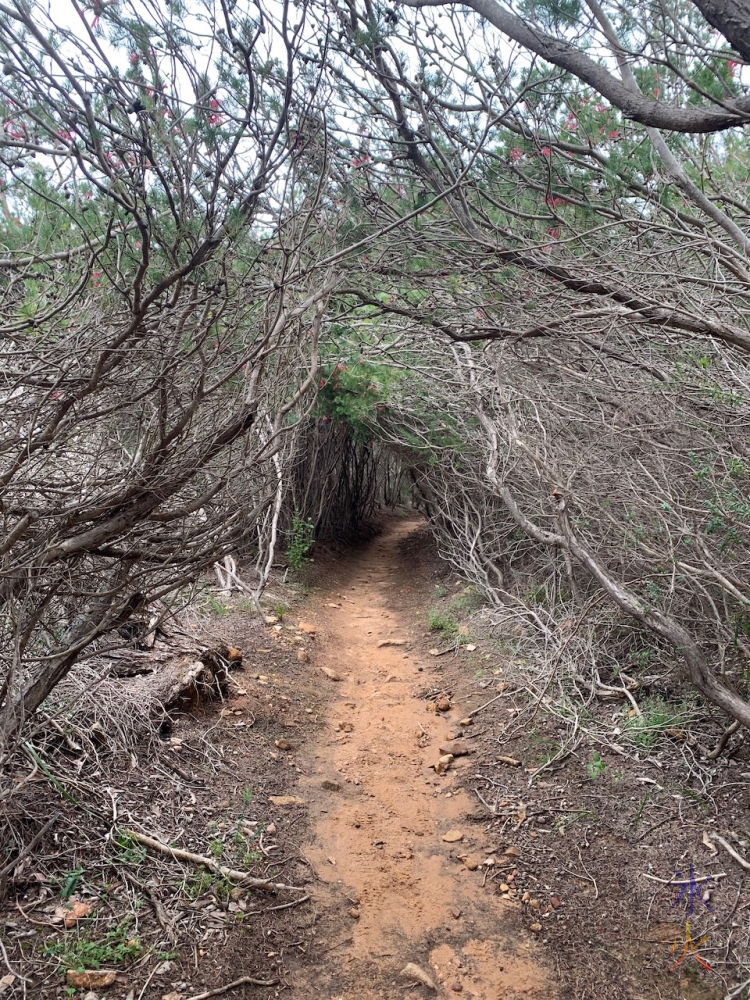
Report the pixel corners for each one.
[288,517,556,1000]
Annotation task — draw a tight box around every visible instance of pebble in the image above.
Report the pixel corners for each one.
[450,983,463,993]
[320,666,341,681]
[348,908,361,919]
[268,795,306,807]
[400,963,437,991]
[66,972,116,989]
[436,697,452,712]
[435,754,454,775]
[459,717,472,726]
[504,845,521,857]
[441,829,464,843]
[297,649,309,663]
[274,739,292,750]
[321,780,341,791]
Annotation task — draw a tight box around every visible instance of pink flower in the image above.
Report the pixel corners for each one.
[547,227,559,239]
[608,130,619,139]
[540,147,551,157]
[728,60,737,76]
[510,146,523,161]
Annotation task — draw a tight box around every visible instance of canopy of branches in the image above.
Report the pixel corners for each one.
[1,0,750,750]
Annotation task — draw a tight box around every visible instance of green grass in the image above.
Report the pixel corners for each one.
[182,871,233,901]
[44,918,141,971]
[447,586,484,613]
[586,751,606,780]
[622,696,686,747]
[428,608,459,637]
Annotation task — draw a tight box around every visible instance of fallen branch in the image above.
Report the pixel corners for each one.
[184,976,279,1000]
[707,720,742,760]
[123,829,306,892]
[712,834,750,872]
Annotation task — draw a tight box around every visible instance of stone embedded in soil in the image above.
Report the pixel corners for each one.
[451,908,462,919]
[441,829,464,843]
[461,855,480,871]
[400,963,438,991]
[297,649,309,663]
[274,739,292,750]
[529,922,542,932]
[377,639,406,647]
[459,717,472,726]
[298,622,316,634]
[321,780,341,791]
[320,666,342,681]
[348,908,361,919]
[436,697,452,712]
[504,845,521,857]
[451,983,463,993]
[66,971,116,989]
[336,721,354,732]
[496,755,521,767]
[439,739,471,757]
[225,646,242,661]
[269,795,306,807]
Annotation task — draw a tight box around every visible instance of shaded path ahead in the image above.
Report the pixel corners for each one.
[289,516,556,1000]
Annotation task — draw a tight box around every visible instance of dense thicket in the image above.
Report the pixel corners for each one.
[1,0,750,755]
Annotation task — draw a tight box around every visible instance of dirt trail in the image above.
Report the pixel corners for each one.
[291,517,557,1000]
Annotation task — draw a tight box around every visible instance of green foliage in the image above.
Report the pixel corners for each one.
[183,871,233,901]
[60,867,84,900]
[448,586,484,614]
[286,510,315,571]
[623,698,685,747]
[45,918,142,971]
[316,359,403,439]
[586,751,605,780]
[113,833,147,867]
[428,608,459,637]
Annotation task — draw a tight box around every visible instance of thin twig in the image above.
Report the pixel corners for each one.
[0,811,60,880]
[124,829,306,891]
[264,894,310,912]
[713,834,750,872]
[641,871,727,885]
[183,976,280,1000]
[0,935,31,983]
